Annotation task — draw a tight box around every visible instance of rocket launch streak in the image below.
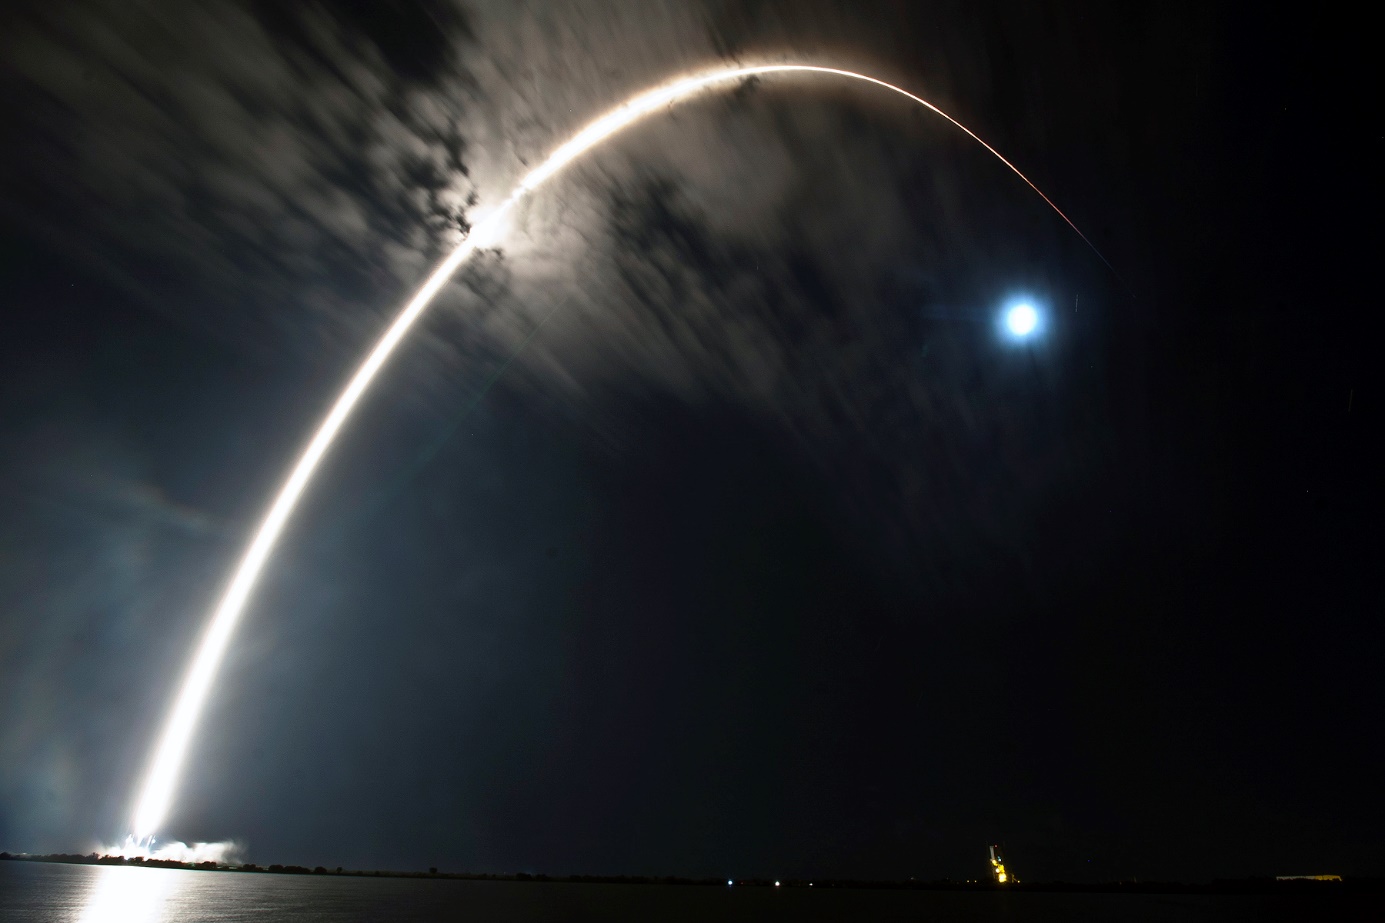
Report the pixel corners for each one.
[130,64,1112,841]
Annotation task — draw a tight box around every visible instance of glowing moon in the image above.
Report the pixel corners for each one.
[1006,302,1039,337]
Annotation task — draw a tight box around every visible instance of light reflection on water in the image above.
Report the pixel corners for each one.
[0,860,1360,922]
[75,866,181,923]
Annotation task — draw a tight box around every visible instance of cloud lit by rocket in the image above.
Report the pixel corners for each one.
[127,62,1107,845]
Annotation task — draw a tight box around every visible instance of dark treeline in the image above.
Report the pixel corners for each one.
[2,853,1380,894]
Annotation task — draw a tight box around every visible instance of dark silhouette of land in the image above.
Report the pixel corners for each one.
[1,851,1378,895]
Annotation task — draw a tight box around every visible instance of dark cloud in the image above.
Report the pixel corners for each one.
[0,0,479,365]
[249,0,470,88]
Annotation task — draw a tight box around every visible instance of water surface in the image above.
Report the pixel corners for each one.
[1,861,1374,922]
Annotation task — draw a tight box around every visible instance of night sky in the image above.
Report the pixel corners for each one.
[0,0,1376,884]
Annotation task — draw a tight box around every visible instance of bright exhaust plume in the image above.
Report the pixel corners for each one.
[102,835,242,865]
[130,63,1105,841]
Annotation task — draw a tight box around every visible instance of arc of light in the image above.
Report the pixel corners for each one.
[131,63,1112,839]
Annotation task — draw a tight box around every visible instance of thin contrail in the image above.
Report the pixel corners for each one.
[130,63,1116,840]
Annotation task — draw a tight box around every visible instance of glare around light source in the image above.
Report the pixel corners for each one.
[1006,302,1039,337]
